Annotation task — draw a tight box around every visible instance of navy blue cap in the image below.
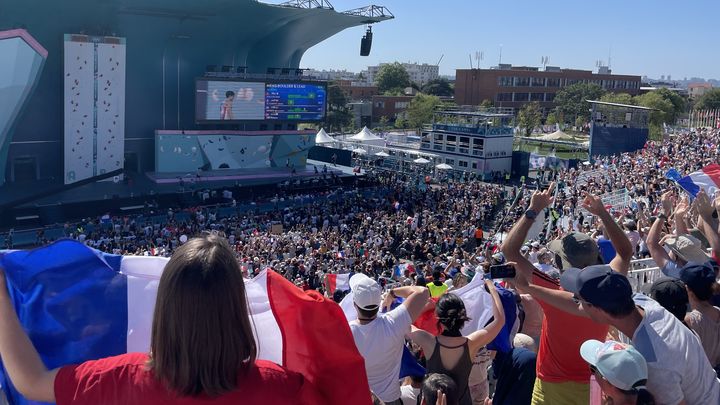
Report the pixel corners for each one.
[680,262,716,292]
[560,265,633,309]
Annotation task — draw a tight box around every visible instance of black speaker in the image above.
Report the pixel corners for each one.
[360,27,373,56]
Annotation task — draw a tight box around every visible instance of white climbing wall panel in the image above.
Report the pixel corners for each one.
[63,35,125,184]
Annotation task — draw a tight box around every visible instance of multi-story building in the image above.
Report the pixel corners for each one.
[335,79,378,101]
[454,65,641,114]
[365,62,440,86]
[371,95,414,124]
[420,110,514,175]
[689,82,713,99]
[305,68,358,82]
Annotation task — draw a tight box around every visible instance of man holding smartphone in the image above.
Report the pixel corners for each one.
[501,182,633,405]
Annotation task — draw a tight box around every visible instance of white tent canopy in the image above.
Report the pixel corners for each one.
[538,130,573,141]
[413,157,431,164]
[352,148,367,154]
[374,151,390,157]
[349,126,383,142]
[315,128,335,144]
[435,163,453,170]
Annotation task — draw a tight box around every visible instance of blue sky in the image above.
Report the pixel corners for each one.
[271,0,720,80]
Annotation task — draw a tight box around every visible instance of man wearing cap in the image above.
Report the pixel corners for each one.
[531,264,720,405]
[349,274,430,405]
[502,184,634,405]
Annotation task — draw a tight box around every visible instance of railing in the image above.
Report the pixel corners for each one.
[432,124,514,136]
[627,266,663,293]
[0,187,395,248]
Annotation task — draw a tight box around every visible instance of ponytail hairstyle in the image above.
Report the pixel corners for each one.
[435,293,471,334]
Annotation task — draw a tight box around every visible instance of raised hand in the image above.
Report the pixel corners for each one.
[694,190,714,220]
[529,182,555,212]
[661,190,675,216]
[675,197,690,220]
[581,194,606,216]
[435,390,447,405]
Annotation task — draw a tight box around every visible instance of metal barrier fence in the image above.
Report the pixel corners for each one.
[627,266,663,293]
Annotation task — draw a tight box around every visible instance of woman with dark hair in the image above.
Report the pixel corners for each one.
[407,280,505,405]
[0,234,319,403]
[681,262,720,374]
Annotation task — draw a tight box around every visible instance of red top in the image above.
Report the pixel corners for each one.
[532,271,609,384]
[54,353,321,405]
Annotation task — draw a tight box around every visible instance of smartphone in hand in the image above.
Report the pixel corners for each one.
[489,263,516,279]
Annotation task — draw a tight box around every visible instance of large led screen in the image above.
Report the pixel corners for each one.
[265,83,326,121]
[195,79,326,123]
[195,80,265,121]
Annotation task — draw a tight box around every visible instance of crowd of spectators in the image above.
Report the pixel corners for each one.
[4,127,720,405]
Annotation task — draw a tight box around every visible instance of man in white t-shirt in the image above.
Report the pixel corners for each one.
[525,264,720,405]
[349,274,430,405]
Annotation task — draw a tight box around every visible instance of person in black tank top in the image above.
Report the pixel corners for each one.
[406,279,505,405]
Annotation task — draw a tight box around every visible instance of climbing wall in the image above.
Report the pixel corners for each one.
[63,35,125,184]
[154,131,316,173]
[96,41,125,177]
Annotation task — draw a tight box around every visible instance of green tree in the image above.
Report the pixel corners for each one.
[634,92,674,140]
[553,83,606,123]
[421,78,453,97]
[394,116,407,129]
[479,99,494,110]
[655,88,686,123]
[517,102,543,136]
[325,84,352,132]
[599,92,635,105]
[405,93,442,129]
[375,62,411,94]
[377,115,390,130]
[695,88,720,110]
[545,112,558,126]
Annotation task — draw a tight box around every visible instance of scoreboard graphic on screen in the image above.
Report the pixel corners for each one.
[264,83,326,121]
[195,79,326,123]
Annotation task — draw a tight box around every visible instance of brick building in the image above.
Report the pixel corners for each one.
[335,79,378,101]
[371,95,414,124]
[454,65,641,113]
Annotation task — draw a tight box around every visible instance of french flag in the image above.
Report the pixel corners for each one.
[677,163,720,197]
[326,273,351,294]
[0,240,371,405]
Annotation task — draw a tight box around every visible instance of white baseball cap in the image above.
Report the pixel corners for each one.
[580,340,648,391]
[349,274,382,310]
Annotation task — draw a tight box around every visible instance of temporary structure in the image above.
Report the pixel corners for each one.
[374,151,390,157]
[435,163,453,170]
[413,157,431,164]
[315,128,335,144]
[352,148,367,154]
[537,130,573,141]
[349,126,383,143]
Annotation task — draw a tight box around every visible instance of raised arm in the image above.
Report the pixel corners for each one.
[694,191,720,254]
[502,182,555,272]
[0,268,58,403]
[647,213,672,272]
[393,285,431,322]
[581,194,632,275]
[673,197,690,236]
[467,280,506,354]
[511,261,587,318]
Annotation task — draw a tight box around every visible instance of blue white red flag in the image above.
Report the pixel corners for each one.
[0,240,371,405]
